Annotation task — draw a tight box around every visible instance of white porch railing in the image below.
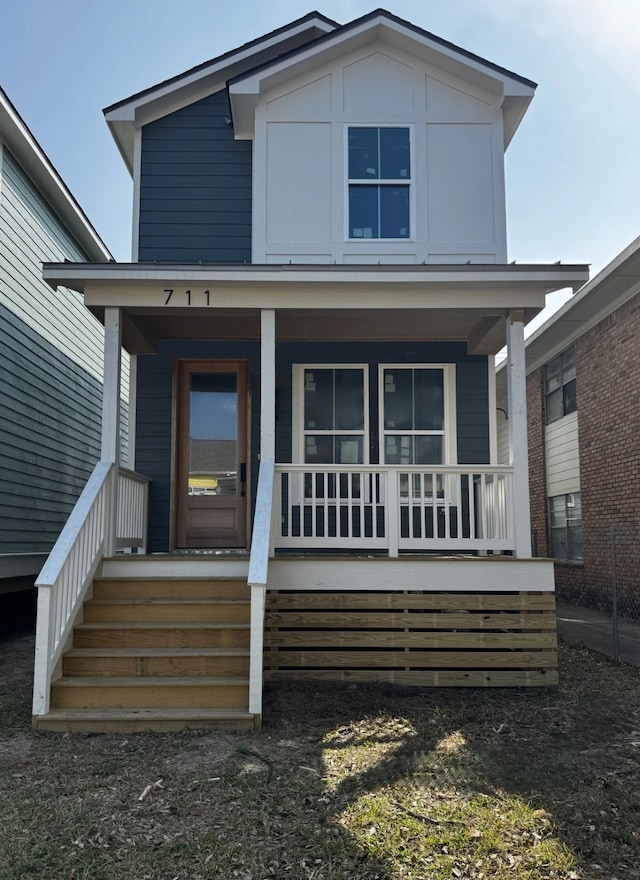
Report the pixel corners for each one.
[33,462,149,716]
[274,464,514,556]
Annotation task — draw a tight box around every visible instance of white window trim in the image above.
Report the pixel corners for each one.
[378,364,457,465]
[343,124,415,243]
[293,364,370,464]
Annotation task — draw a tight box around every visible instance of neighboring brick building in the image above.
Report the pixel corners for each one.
[498,236,640,611]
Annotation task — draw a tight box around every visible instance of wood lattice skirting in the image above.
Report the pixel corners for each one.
[264,590,558,686]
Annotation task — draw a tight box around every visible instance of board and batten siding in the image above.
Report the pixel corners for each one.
[138,90,252,263]
[545,411,580,497]
[253,49,507,265]
[0,147,128,557]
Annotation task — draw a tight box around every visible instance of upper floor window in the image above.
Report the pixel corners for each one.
[347,127,411,240]
[545,347,576,424]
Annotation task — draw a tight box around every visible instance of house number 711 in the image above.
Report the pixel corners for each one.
[163,289,210,305]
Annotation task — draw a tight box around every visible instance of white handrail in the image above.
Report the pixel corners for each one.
[247,459,274,717]
[33,461,114,716]
[32,462,151,716]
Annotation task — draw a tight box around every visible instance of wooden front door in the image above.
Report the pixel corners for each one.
[176,361,248,548]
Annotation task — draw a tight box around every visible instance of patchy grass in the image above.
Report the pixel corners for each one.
[1,633,639,879]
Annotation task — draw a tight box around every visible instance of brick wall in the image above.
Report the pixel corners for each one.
[569,291,640,611]
[526,369,548,558]
[527,292,640,608]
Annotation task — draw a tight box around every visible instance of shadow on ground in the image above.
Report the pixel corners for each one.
[1,632,639,879]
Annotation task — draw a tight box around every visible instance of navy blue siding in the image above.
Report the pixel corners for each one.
[0,305,102,554]
[137,340,488,551]
[138,90,252,263]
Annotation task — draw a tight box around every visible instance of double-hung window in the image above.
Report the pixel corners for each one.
[298,366,367,464]
[380,367,448,465]
[548,493,583,561]
[545,347,576,424]
[347,126,411,240]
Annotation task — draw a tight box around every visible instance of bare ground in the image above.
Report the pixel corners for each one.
[1,629,639,879]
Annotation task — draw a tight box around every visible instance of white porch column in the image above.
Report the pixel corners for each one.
[101,307,122,463]
[506,311,532,558]
[102,307,122,556]
[260,309,276,462]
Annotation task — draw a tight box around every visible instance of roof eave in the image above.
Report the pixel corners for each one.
[0,88,112,261]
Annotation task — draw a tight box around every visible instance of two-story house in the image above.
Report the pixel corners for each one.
[34,10,588,731]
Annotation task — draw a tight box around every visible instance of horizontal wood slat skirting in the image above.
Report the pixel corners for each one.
[264,590,558,687]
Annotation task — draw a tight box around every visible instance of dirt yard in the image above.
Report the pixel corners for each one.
[1,630,639,879]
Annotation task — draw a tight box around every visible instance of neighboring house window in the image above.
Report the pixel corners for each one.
[347,126,411,239]
[548,493,583,561]
[297,366,368,464]
[380,366,452,464]
[545,347,576,423]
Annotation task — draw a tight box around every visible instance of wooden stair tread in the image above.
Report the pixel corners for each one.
[64,647,250,657]
[53,675,248,688]
[85,599,250,605]
[75,622,250,630]
[40,707,254,720]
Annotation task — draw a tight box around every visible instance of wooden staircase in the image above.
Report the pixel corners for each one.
[35,574,257,732]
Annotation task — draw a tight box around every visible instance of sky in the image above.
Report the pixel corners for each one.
[2,0,639,329]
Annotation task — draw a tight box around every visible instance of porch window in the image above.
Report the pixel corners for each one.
[298,366,367,464]
[548,493,583,561]
[347,126,411,239]
[380,367,447,464]
[545,347,576,424]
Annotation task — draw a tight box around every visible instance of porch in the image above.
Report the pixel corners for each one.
[31,261,588,729]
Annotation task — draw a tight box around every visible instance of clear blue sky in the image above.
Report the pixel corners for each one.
[2,0,639,325]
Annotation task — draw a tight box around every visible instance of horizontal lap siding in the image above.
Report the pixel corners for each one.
[0,148,125,555]
[545,412,580,496]
[138,90,252,263]
[265,590,558,686]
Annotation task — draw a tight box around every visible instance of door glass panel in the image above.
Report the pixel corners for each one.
[189,373,238,497]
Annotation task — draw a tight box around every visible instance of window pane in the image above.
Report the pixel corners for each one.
[414,435,443,464]
[379,186,409,238]
[349,185,378,238]
[334,369,364,430]
[545,388,563,424]
[562,347,576,381]
[304,369,334,430]
[380,128,410,179]
[549,495,567,527]
[335,436,363,464]
[414,370,444,430]
[305,435,334,464]
[385,434,414,464]
[348,127,378,179]
[383,369,413,429]
[563,378,577,416]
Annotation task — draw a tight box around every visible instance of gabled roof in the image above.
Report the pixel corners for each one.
[513,236,640,376]
[104,12,338,172]
[105,8,536,173]
[0,87,112,261]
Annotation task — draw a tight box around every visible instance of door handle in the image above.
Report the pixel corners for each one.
[240,463,247,497]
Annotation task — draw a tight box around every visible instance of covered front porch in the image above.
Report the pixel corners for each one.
[31,261,587,729]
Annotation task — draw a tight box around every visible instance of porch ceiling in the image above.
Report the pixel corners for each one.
[42,262,589,357]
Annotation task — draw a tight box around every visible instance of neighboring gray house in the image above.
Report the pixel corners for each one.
[0,87,120,591]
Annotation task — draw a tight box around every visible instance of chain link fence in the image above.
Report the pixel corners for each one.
[534,526,640,666]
